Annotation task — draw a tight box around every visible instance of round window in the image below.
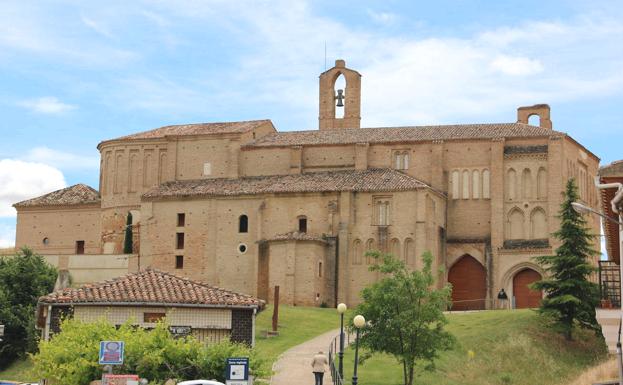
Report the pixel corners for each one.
[238,243,247,254]
[42,237,49,245]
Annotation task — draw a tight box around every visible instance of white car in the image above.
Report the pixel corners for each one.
[177,381,226,385]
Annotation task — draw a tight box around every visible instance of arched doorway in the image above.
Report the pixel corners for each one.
[448,255,486,310]
[513,269,542,308]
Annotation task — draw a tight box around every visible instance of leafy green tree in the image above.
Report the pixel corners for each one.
[123,212,133,254]
[532,178,600,341]
[33,318,269,385]
[0,247,57,368]
[355,250,454,385]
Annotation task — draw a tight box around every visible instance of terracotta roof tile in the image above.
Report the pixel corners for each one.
[143,168,432,200]
[243,123,563,148]
[105,119,273,142]
[13,184,100,208]
[39,269,263,308]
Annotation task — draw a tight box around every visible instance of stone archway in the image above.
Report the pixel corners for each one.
[448,255,486,310]
[513,268,542,308]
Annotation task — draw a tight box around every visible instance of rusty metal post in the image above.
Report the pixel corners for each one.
[272,285,280,332]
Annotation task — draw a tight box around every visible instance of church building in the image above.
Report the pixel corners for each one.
[14,60,601,309]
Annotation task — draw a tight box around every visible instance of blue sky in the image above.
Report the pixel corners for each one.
[0,0,622,247]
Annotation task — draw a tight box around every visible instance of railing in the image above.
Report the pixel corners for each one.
[328,332,352,385]
[599,261,621,308]
[448,298,511,311]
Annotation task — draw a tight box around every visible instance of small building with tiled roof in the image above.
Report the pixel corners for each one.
[14,59,602,310]
[37,269,264,346]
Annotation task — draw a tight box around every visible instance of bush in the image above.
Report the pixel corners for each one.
[32,318,269,385]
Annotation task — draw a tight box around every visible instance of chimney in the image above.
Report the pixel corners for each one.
[517,104,552,129]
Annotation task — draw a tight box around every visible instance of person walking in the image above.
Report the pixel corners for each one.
[311,350,329,385]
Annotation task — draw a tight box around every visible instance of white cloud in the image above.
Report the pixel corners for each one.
[22,147,99,171]
[366,10,398,25]
[81,16,114,39]
[0,159,66,218]
[18,97,76,114]
[137,1,623,127]
[490,55,544,76]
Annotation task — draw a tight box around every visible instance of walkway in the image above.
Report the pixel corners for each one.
[270,328,340,385]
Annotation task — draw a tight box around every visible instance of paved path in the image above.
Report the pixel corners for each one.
[271,328,339,385]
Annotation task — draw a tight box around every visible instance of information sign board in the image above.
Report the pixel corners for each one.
[225,357,249,385]
[99,341,125,365]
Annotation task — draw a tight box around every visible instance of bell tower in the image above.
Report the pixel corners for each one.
[319,59,361,130]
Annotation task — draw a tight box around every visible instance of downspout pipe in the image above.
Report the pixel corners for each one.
[595,177,623,213]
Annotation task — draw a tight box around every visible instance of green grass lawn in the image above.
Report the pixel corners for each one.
[254,304,340,363]
[0,357,36,382]
[1,308,608,384]
[341,310,607,385]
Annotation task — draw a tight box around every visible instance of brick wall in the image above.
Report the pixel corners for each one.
[230,309,254,346]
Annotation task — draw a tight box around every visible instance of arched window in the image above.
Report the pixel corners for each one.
[404,238,415,267]
[393,151,409,170]
[537,168,547,199]
[352,239,362,265]
[530,208,547,239]
[158,152,168,184]
[507,168,517,200]
[451,170,460,200]
[238,215,248,233]
[522,168,532,199]
[472,170,480,199]
[128,153,139,193]
[507,208,525,240]
[366,238,375,264]
[334,73,346,119]
[462,170,470,199]
[390,238,401,259]
[482,169,491,199]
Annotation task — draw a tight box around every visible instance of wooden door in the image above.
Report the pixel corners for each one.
[448,255,487,310]
[513,269,542,308]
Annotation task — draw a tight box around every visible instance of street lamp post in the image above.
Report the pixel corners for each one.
[352,315,366,385]
[336,303,347,381]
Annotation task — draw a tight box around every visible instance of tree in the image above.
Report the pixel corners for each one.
[123,211,133,254]
[532,178,600,341]
[0,247,57,368]
[355,250,454,385]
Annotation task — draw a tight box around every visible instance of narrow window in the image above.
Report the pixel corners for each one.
[175,255,184,269]
[76,240,85,255]
[239,215,248,233]
[42,237,49,245]
[318,261,323,277]
[144,312,165,323]
[203,162,212,176]
[298,217,308,233]
[177,213,185,227]
[176,233,184,249]
[377,200,390,225]
[403,153,409,169]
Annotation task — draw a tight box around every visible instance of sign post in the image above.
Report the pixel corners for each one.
[225,357,250,385]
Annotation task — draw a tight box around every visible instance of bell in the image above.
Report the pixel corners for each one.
[336,89,345,107]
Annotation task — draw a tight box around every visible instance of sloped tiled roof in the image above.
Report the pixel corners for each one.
[13,184,100,208]
[243,123,563,148]
[103,119,273,143]
[262,231,328,244]
[143,168,433,200]
[39,269,264,308]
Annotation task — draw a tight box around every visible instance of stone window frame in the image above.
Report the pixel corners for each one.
[372,195,393,226]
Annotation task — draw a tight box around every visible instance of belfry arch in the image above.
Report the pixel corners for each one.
[318,59,362,130]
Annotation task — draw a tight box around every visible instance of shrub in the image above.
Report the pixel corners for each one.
[32,318,269,385]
